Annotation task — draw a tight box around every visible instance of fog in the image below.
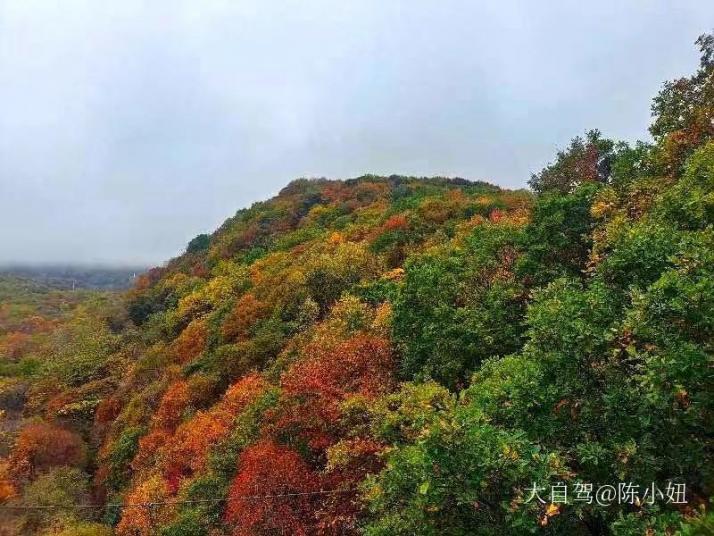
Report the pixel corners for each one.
[1,0,712,265]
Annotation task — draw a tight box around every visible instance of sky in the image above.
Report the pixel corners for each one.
[1,1,712,266]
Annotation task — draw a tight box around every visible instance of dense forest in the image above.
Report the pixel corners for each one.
[0,34,713,535]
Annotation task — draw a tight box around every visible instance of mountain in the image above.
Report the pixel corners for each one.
[0,34,713,536]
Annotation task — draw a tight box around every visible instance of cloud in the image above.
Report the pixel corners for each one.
[1,0,712,264]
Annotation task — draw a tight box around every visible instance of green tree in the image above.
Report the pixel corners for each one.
[186,233,211,254]
[528,130,615,194]
[393,224,525,388]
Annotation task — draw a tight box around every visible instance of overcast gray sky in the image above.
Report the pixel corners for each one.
[0,1,712,266]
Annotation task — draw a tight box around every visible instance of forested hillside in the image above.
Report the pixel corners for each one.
[1,35,713,535]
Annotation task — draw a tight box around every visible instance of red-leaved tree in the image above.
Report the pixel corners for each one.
[225,440,320,536]
[9,422,87,479]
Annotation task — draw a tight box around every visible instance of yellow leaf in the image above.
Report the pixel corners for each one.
[545,503,560,517]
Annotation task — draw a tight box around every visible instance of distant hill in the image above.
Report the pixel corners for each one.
[0,265,145,290]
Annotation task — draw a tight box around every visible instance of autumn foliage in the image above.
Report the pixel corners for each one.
[115,474,173,536]
[171,319,208,363]
[3,35,714,536]
[278,335,393,450]
[221,293,268,342]
[152,379,191,430]
[225,440,320,536]
[142,374,267,493]
[9,422,86,479]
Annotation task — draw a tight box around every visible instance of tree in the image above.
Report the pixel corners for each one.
[529,130,615,194]
[171,319,208,364]
[224,440,320,536]
[152,380,191,431]
[278,334,393,451]
[9,422,87,479]
[221,293,268,342]
[18,467,92,534]
[363,415,566,535]
[650,34,714,174]
[516,183,600,286]
[0,460,16,502]
[116,474,173,536]
[393,223,526,388]
[186,234,211,254]
[157,374,267,493]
